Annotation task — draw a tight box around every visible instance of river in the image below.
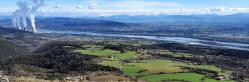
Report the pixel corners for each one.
[38,30,249,51]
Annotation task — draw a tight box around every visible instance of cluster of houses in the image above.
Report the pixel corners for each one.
[64,76,90,82]
[137,49,165,56]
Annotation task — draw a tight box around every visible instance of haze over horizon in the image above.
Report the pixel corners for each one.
[1,0,249,16]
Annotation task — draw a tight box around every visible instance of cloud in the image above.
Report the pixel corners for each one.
[1,0,249,16]
[37,6,249,17]
[76,5,83,9]
[88,3,98,10]
[52,4,61,9]
[207,7,226,13]
[108,1,182,10]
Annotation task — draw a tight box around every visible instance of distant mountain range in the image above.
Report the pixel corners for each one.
[1,13,249,23]
[30,13,249,32]
[91,13,249,23]
[0,13,249,34]
[36,17,136,32]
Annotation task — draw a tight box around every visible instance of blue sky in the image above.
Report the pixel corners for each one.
[1,0,248,7]
[0,0,249,16]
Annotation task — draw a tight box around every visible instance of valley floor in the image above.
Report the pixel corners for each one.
[0,28,248,82]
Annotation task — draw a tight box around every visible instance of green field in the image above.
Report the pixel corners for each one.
[75,44,235,82]
[101,60,225,74]
[100,60,224,75]
[139,73,205,82]
[100,60,235,82]
[139,73,235,82]
[204,79,235,82]
[74,45,136,60]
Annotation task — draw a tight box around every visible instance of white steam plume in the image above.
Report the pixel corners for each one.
[12,0,44,33]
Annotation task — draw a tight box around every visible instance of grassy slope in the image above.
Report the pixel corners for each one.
[100,60,235,82]
[101,60,225,74]
[74,45,136,60]
[139,73,205,82]
[75,44,235,82]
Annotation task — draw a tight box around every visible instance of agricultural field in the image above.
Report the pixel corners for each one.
[75,44,236,82]
[74,44,136,60]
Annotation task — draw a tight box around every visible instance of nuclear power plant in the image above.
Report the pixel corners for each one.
[12,0,44,33]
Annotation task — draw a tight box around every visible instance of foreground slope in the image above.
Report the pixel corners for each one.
[0,38,27,58]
